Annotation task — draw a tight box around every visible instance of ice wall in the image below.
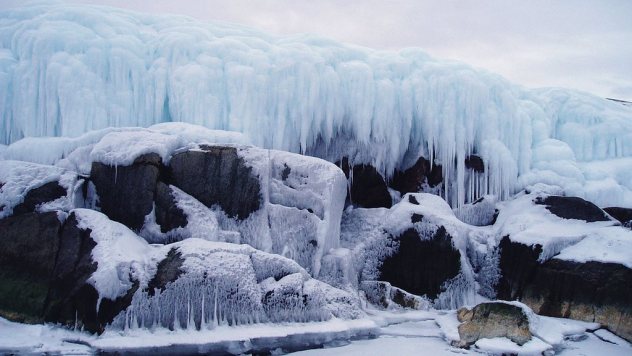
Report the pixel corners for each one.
[1,3,632,207]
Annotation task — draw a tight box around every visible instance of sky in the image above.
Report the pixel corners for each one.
[2,0,632,101]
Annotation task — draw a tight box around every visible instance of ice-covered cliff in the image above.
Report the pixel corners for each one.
[1,3,631,207]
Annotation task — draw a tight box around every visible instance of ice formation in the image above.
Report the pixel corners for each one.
[1,3,631,207]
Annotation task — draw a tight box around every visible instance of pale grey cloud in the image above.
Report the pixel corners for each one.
[2,0,632,100]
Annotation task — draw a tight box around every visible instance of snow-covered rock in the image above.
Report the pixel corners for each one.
[0,160,77,219]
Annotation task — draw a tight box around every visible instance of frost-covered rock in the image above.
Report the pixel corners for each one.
[360,281,429,310]
[167,144,347,275]
[114,239,362,330]
[0,160,77,219]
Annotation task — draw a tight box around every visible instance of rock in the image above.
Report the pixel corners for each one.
[169,146,261,220]
[534,195,610,223]
[457,302,532,347]
[379,226,461,299]
[154,182,188,234]
[604,207,632,227]
[0,212,62,323]
[498,237,632,342]
[90,153,161,231]
[390,156,443,194]
[146,248,184,296]
[12,181,67,216]
[497,236,542,300]
[465,155,484,173]
[360,281,428,310]
[43,212,136,333]
[338,158,391,208]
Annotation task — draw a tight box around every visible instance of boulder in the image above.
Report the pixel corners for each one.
[465,154,485,173]
[605,207,632,228]
[90,153,161,231]
[168,145,261,220]
[12,181,67,216]
[337,158,392,208]
[0,212,62,323]
[498,237,632,342]
[379,226,461,299]
[457,302,532,347]
[534,195,610,222]
[154,182,188,234]
[390,156,442,194]
[43,212,137,333]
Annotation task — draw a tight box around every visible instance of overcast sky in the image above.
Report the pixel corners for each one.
[3,0,632,100]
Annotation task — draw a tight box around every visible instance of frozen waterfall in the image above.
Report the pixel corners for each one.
[1,3,632,207]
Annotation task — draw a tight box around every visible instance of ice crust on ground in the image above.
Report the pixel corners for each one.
[3,308,628,355]
[1,3,632,207]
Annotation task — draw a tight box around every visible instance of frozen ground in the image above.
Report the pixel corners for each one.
[1,308,629,355]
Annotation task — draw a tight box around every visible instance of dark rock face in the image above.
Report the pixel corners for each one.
[465,155,484,173]
[535,195,610,222]
[390,156,442,194]
[337,158,391,208]
[169,146,261,219]
[12,181,67,216]
[379,227,461,299]
[457,302,531,347]
[498,237,632,341]
[43,213,136,334]
[154,182,188,234]
[605,207,632,227]
[90,153,161,231]
[147,248,184,296]
[497,236,542,300]
[0,212,62,322]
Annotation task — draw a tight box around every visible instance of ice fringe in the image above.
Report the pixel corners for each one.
[1,4,632,207]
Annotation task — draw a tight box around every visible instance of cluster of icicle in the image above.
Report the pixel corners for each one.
[2,3,632,207]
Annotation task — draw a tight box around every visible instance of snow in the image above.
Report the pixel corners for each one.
[90,130,181,165]
[2,3,632,208]
[0,159,77,218]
